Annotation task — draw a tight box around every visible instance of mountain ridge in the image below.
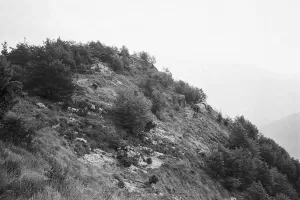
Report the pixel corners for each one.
[260,112,300,159]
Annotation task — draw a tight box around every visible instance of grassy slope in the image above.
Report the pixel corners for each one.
[0,61,234,200]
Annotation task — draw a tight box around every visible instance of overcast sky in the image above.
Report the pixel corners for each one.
[1,0,300,125]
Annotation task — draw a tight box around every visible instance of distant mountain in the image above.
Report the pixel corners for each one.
[168,64,300,126]
[260,112,300,159]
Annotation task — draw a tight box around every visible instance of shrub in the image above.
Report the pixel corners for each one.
[138,51,156,65]
[116,151,139,168]
[120,45,130,57]
[0,56,22,120]
[151,90,166,115]
[217,112,223,123]
[1,42,8,56]
[174,103,180,111]
[6,175,45,198]
[24,60,75,101]
[153,69,174,88]
[3,160,22,177]
[110,55,124,72]
[45,158,69,192]
[207,105,212,113]
[114,89,152,135]
[174,80,206,104]
[223,117,232,126]
[223,177,241,190]
[0,116,35,147]
[7,41,32,66]
[146,157,153,165]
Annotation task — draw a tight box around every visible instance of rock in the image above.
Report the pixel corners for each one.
[52,124,60,129]
[75,138,87,143]
[68,117,76,123]
[36,102,47,109]
[68,107,79,113]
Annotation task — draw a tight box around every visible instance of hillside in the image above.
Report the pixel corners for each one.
[0,39,300,200]
[260,112,300,159]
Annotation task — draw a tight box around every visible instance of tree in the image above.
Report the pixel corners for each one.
[120,45,130,57]
[138,51,156,65]
[24,60,75,101]
[0,56,22,120]
[1,41,8,56]
[244,181,271,200]
[7,41,31,65]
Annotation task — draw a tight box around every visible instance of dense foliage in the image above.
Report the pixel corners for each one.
[207,116,300,200]
[174,80,206,104]
[0,56,22,120]
[114,89,152,135]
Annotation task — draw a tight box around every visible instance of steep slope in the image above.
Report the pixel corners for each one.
[260,112,300,159]
[1,39,299,200]
[0,59,234,199]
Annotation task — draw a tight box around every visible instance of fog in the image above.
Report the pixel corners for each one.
[1,0,300,125]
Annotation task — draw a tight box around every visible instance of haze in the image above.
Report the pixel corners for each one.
[1,0,300,126]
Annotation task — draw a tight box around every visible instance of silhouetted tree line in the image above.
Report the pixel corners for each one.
[207,116,300,200]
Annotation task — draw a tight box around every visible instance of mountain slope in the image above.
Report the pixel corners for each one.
[260,112,300,159]
[1,39,300,200]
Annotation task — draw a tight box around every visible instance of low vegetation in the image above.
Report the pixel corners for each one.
[114,89,152,136]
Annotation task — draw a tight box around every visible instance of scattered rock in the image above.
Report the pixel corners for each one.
[68,117,77,123]
[36,102,47,109]
[76,78,88,86]
[68,107,79,113]
[51,123,60,129]
[75,138,87,143]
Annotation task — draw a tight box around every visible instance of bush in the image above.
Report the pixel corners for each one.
[153,69,174,88]
[137,51,156,65]
[114,89,152,135]
[223,117,232,126]
[3,160,22,177]
[174,80,206,104]
[151,90,166,115]
[110,55,124,72]
[0,56,22,120]
[223,177,241,190]
[146,157,152,165]
[217,112,223,123]
[174,103,180,111]
[45,158,69,192]
[24,60,75,101]
[0,116,35,147]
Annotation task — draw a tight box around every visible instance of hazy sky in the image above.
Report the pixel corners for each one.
[1,0,300,125]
